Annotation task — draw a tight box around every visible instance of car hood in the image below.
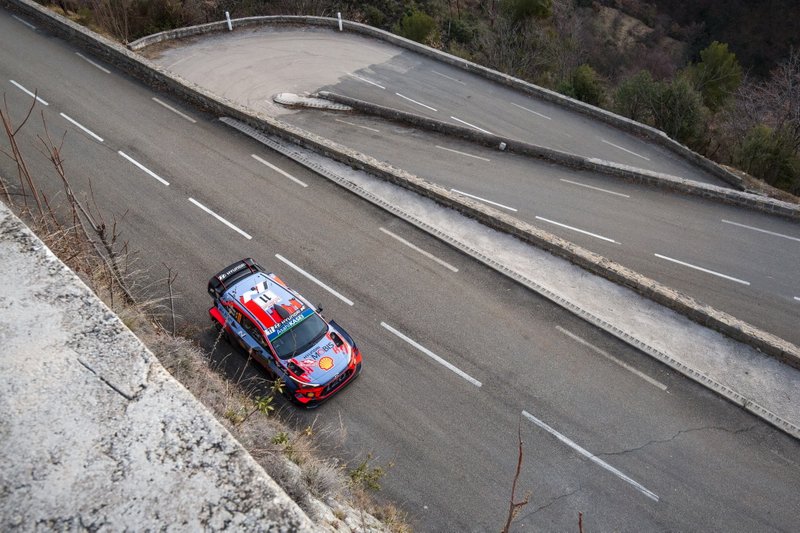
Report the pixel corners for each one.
[288,326,352,385]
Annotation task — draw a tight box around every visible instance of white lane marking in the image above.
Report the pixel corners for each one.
[12,15,36,30]
[451,188,517,212]
[118,151,169,186]
[654,253,750,286]
[381,322,481,387]
[535,216,618,244]
[75,52,110,74]
[60,113,103,142]
[348,73,385,89]
[556,326,667,391]
[396,93,437,111]
[560,178,630,198]
[152,97,196,123]
[9,80,48,105]
[335,118,380,133]
[600,139,650,161]
[188,198,252,240]
[522,410,659,501]
[431,70,466,85]
[436,145,490,161]
[450,116,493,135]
[795,297,800,302]
[379,227,459,272]
[251,155,308,187]
[510,102,552,120]
[721,219,800,243]
[275,254,354,306]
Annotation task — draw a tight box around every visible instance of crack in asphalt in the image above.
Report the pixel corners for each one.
[516,484,583,522]
[594,424,758,457]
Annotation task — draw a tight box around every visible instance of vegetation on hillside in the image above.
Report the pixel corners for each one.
[45,0,800,194]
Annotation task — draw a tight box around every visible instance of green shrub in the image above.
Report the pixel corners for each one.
[500,0,552,24]
[735,125,800,194]
[395,10,437,44]
[649,77,707,146]
[559,64,605,107]
[614,70,657,123]
[362,5,386,28]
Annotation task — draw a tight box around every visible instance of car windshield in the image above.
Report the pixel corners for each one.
[271,313,328,360]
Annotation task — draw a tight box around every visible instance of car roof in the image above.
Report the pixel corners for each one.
[222,271,311,338]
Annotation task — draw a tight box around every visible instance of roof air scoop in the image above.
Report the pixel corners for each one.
[275,305,291,320]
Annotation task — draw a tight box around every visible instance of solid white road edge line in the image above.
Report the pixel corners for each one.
[188,198,252,240]
[794,296,800,302]
[522,410,660,502]
[600,139,650,161]
[11,15,36,30]
[396,93,438,111]
[9,80,48,105]
[510,102,552,120]
[535,216,618,244]
[560,178,630,198]
[721,219,800,243]
[450,116,493,135]
[75,52,111,74]
[436,145,491,161]
[451,188,517,212]
[379,227,459,272]
[431,70,466,85]
[118,151,169,186]
[335,118,380,133]
[59,113,103,142]
[381,322,482,387]
[275,254,354,306]
[152,97,196,123]
[654,253,750,286]
[348,73,385,90]
[251,155,308,187]
[556,326,667,391]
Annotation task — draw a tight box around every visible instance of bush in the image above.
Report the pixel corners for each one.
[559,64,605,106]
[395,10,437,44]
[614,70,657,123]
[500,0,553,24]
[362,5,386,28]
[735,125,800,194]
[650,77,707,146]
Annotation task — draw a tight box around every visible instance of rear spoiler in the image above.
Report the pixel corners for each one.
[207,258,265,299]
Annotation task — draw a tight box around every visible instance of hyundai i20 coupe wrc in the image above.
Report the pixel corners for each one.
[208,258,362,407]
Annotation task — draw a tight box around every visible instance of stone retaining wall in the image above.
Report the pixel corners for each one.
[5,0,798,369]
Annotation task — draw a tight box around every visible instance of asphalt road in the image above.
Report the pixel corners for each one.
[151,25,800,347]
[2,11,800,532]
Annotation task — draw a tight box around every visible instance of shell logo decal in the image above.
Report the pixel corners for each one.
[319,356,334,371]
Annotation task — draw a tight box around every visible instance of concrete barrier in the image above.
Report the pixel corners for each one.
[317,91,800,220]
[4,0,798,370]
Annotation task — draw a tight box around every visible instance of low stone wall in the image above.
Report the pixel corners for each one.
[127,14,745,190]
[5,0,797,369]
[318,91,800,220]
[0,201,316,530]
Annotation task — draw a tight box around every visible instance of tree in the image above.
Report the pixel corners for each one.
[614,70,657,123]
[686,41,743,112]
[650,77,707,146]
[500,0,552,24]
[735,125,800,193]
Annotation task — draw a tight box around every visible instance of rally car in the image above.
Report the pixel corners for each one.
[208,258,362,407]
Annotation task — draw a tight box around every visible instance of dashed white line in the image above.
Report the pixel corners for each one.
[335,118,380,133]
[794,297,800,302]
[535,216,618,244]
[275,254,354,306]
[118,151,169,186]
[12,15,36,30]
[379,227,459,272]
[600,139,650,161]
[188,198,252,240]
[396,93,437,111]
[152,97,196,123]
[721,219,800,243]
[348,73,385,90]
[251,155,308,187]
[431,70,466,85]
[75,52,111,74]
[60,113,103,142]
[450,116,493,135]
[522,410,659,501]
[556,326,667,390]
[451,188,517,212]
[436,145,490,161]
[381,322,481,387]
[560,178,630,198]
[9,80,48,105]
[510,102,552,120]
[654,253,750,286]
